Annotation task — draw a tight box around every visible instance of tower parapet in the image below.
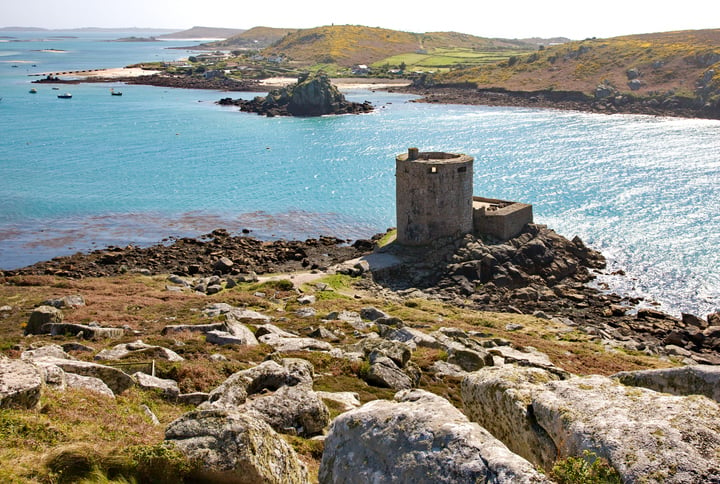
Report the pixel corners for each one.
[395,149,474,246]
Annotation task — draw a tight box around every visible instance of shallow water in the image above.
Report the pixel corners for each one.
[1,31,718,317]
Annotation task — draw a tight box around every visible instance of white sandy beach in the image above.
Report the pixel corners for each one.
[38,67,161,79]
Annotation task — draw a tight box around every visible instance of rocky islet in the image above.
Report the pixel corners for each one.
[218,72,373,117]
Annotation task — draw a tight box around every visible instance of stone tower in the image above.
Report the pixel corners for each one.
[395,148,474,246]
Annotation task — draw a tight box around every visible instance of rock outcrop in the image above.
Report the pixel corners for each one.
[319,389,549,483]
[165,409,308,484]
[366,223,720,364]
[0,358,44,409]
[613,364,720,403]
[25,305,64,335]
[461,365,563,470]
[241,383,330,437]
[462,366,720,482]
[199,358,328,436]
[30,357,135,395]
[65,373,115,398]
[133,372,181,400]
[218,72,373,117]
[94,340,184,361]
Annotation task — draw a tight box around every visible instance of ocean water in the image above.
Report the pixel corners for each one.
[1,31,719,318]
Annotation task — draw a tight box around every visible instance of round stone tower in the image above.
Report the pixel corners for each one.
[395,148,474,246]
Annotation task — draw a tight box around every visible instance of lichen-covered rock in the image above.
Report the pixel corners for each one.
[254,323,298,338]
[0,358,44,409]
[202,303,270,322]
[462,366,562,470]
[464,366,720,482]
[199,358,325,436]
[225,322,259,344]
[242,384,330,437]
[32,357,134,394]
[326,310,369,330]
[257,332,332,352]
[161,322,225,335]
[360,307,390,321]
[177,392,209,406]
[316,391,361,413]
[353,338,412,368]
[379,326,441,349]
[200,359,314,410]
[66,373,115,398]
[365,356,414,390]
[319,389,549,484]
[533,375,720,483]
[43,323,124,340]
[613,364,720,403]
[25,305,63,335]
[202,319,260,346]
[42,295,86,309]
[21,344,72,361]
[206,330,253,346]
[95,340,184,361]
[40,364,67,389]
[133,372,180,400]
[166,409,308,484]
[447,347,494,371]
[487,344,557,369]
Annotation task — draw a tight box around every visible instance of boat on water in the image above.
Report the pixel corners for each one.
[52,87,59,90]
[57,93,72,99]
[29,88,37,93]
[110,88,123,96]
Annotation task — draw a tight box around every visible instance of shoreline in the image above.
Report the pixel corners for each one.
[3,224,719,366]
[396,84,720,120]
[32,69,412,92]
[31,66,161,80]
[29,67,719,119]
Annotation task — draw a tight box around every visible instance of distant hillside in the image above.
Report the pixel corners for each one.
[260,25,538,68]
[158,26,245,40]
[0,26,49,31]
[439,29,720,100]
[518,37,572,47]
[202,26,298,49]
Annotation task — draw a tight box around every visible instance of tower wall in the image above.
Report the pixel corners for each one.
[395,149,474,246]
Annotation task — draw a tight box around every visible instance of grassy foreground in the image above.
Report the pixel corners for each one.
[0,272,673,482]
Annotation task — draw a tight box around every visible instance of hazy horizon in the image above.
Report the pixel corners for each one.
[2,0,719,40]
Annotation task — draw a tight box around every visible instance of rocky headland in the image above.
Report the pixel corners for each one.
[2,228,371,280]
[218,72,374,116]
[1,225,719,482]
[398,81,720,120]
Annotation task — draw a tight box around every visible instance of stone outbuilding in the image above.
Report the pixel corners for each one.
[395,148,533,245]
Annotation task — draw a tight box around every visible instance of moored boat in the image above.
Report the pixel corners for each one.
[57,92,72,99]
[110,88,123,96]
[29,88,37,93]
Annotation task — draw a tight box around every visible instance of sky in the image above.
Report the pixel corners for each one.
[2,0,719,40]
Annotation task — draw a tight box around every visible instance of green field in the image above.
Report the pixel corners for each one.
[373,48,533,71]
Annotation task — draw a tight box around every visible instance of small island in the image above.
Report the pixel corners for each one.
[218,72,373,116]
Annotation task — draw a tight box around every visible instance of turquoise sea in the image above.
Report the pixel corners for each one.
[1,30,719,317]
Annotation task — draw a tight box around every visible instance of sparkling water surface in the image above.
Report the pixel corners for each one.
[1,31,718,317]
